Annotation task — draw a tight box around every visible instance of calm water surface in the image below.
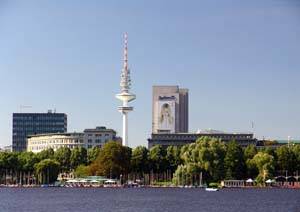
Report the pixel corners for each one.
[0,188,299,212]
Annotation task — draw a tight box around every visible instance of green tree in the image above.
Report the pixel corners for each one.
[74,165,90,178]
[34,159,60,184]
[173,163,201,186]
[6,152,20,184]
[54,147,71,172]
[87,146,101,164]
[180,137,226,182]
[166,146,182,173]
[276,145,296,175]
[244,145,258,179]
[244,145,257,160]
[292,145,300,171]
[37,148,54,160]
[90,141,132,178]
[17,152,39,184]
[149,145,167,173]
[250,152,275,184]
[224,141,246,180]
[131,146,149,176]
[70,147,87,169]
[0,152,9,184]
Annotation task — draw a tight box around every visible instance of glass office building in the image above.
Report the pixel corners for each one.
[12,111,67,151]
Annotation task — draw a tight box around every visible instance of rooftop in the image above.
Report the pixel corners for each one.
[196,129,253,135]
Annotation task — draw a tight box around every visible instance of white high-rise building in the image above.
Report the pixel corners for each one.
[116,33,136,147]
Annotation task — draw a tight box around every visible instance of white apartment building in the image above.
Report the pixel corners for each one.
[27,126,121,153]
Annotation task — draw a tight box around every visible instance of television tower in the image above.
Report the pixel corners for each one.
[116,33,136,146]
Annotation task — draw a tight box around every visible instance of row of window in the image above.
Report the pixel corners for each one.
[29,139,84,145]
[14,116,65,121]
[87,139,108,143]
[87,133,112,137]
[29,144,102,151]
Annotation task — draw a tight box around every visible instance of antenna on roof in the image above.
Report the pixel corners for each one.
[20,105,32,113]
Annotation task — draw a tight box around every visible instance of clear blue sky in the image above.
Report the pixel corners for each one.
[0,0,299,147]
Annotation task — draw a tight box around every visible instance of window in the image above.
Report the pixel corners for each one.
[88,139,92,143]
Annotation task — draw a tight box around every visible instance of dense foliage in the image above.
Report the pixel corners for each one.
[0,138,299,185]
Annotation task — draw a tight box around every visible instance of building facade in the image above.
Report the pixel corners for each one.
[152,86,188,133]
[83,126,121,149]
[0,145,12,152]
[27,133,84,153]
[27,126,121,153]
[148,129,257,148]
[12,111,67,152]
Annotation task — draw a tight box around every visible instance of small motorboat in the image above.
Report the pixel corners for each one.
[205,188,219,191]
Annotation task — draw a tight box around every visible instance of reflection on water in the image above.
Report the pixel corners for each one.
[0,188,299,212]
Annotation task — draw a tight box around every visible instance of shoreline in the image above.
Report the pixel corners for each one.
[1,184,299,189]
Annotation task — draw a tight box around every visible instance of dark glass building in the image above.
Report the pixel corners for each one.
[12,111,67,152]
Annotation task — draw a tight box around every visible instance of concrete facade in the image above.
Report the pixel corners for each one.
[148,131,257,149]
[152,86,188,133]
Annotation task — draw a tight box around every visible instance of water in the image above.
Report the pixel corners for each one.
[0,188,299,212]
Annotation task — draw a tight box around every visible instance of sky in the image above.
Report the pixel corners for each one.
[0,0,299,148]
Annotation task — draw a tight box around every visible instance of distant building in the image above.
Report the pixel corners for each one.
[27,132,84,153]
[12,111,67,152]
[83,126,121,149]
[152,86,188,133]
[148,129,257,148]
[0,145,12,152]
[27,126,121,153]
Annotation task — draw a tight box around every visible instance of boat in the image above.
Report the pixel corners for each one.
[103,179,120,188]
[205,188,219,191]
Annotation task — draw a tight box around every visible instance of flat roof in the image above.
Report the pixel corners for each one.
[28,132,83,138]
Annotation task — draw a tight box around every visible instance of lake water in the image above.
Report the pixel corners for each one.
[0,188,299,212]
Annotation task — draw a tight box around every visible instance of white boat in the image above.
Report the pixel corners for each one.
[205,188,219,191]
[103,179,119,188]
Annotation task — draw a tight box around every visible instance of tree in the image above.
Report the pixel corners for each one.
[292,145,300,171]
[74,165,90,178]
[166,146,182,173]
[37,148,54,160]
[180,137,226,182]
[244,145,258,179]
[149,145,167,173]
[244,145,257,161]
[34,159,60,184]
[250,152,275,184]
[276,145,296,175]
[131,146,149,176]
[0,152,9,184]
[70,147,87,169]
[18,152,39,184]
[87,146,101,164]
[224,141,246,180]
[173,163,201,186]
[90,141,132,178]
[6,152,20,184]
[54,147,71,172]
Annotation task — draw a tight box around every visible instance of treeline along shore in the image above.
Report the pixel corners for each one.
[0,137,300,187]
